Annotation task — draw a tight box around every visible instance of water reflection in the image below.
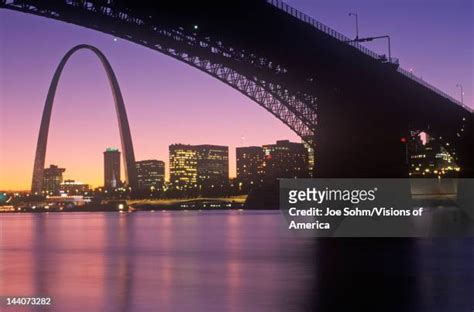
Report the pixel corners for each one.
[0,212,472,311]
[1,212,317,311]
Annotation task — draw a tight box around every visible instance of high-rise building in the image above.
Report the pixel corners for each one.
[196,145,229,189]
[104,147,121,189]
[262,140,309,179]
[169,144,229,190]
[169,144,198,190]
[43,164,65,194]
[236,146,265,188]
[135,160,165,190]
[302,140,315,177]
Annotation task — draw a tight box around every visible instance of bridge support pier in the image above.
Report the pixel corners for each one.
[314,128,409,179]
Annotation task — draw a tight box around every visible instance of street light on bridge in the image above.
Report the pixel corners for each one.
[348,12,359,40]
[354,35,393,63]
[456,84,464,104]
[343,22,395,66]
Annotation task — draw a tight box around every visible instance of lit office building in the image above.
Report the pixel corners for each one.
[43,164,65,194]
[136,160,165,190]
[169,144,198,190]
[169,144,229,190]
[302,140,315,177]
[409,135,460,177]
[236,146,265,188]
[104,147,121,189]
[196,145,229,189]
[262,140,309,179]
[59,179,90,194]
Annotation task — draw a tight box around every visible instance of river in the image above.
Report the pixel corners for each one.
[0,211,472,311]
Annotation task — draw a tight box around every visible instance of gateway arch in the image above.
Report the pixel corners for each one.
[31,44,138,193]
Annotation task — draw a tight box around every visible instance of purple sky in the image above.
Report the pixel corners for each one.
[0,0,472,190]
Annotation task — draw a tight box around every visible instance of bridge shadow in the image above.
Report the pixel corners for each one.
[309,237,474,312]
[311,239,417,312]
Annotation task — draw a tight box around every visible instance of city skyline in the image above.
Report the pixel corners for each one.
[14,133,457,195]
[1,0,472,190]
[31,138,308,192]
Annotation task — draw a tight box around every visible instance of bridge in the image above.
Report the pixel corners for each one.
[1,0,472,179]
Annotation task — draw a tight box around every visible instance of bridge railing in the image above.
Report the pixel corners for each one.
[267,0,470,111]
[267,0,385,60]
[397,67,467,109]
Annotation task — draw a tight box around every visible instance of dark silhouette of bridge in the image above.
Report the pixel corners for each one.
[30,44,138,193]
[1,0,472,180]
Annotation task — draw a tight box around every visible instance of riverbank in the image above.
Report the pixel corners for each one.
[0,196,249,213]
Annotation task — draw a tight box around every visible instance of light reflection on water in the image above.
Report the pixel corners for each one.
[0,211,316,312]
[0,211,472,311]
